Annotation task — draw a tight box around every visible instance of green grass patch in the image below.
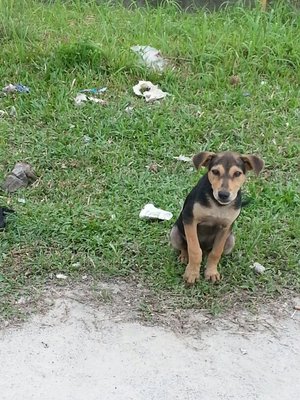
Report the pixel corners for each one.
[0,0,299,318]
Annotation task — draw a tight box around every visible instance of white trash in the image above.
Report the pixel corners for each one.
[139,203,173,221]
[131,45,167,71]
[250,262,265,274]
[56,273,68,280]
[173,155,192,162]
[74,93,87,106]
[74,93,107,106]
[133,80,169,102]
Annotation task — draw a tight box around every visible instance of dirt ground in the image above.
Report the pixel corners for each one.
[0,281,299,400]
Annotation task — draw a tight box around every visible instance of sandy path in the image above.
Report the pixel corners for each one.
[1,289,299,400]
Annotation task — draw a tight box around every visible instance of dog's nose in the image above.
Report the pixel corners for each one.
[218,191,230,202]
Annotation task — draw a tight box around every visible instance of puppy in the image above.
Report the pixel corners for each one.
[170,151,264,284]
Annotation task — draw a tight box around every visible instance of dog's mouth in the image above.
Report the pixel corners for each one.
[213,191,235,205]
[216,198,232,205]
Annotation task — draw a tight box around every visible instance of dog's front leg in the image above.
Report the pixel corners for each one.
[205,228,230,283]
[183,222,202,284]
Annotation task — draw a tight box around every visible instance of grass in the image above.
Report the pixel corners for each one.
[0,0,299,320]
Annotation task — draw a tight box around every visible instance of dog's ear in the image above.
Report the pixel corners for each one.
[193,152,216,170]
[241,154,264,175]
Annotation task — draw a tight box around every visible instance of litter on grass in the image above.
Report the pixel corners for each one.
[133,81,169,102]
[131,45,167,71]
[2,162,37,193]
[250,262,265,274]
[146,162,161,173]
[0,207,14,230]
[10,106,16,116]
[173,155,192,162]
[88,97,107,105]
[0,107,17,117]
[79,87,107,94]
[74,93,87,106]
[74,93,107,106]
[83,135,92,144]
[139,203,173,221]
[125,105,134,113]
[56,273,67,280]
[2,84,30,94]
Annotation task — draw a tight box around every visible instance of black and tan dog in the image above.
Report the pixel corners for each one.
[170,151,264,284]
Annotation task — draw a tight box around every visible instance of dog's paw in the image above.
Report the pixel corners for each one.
[183,265,200,285]
[204,268,220,283]
[178,252,188,264]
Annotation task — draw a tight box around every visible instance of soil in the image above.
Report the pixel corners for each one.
[1,280,299,400]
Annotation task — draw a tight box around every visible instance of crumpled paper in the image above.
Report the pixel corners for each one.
[139,203,173,221]
[131,45,167,71]
[3,84,30,93]
[56,273,68,280]
[173,155,192,162]
[250,262,265,274]
[74,93,107,106]
[2,162,37,193]
[133,81,169,102]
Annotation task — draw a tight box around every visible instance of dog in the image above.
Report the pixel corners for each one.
[170,151,264,284]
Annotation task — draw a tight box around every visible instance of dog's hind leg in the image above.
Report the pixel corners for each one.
[223,233,235,255]
[170,225,188,264]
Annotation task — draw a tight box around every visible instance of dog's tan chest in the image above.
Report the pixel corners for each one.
[193,201,240,228]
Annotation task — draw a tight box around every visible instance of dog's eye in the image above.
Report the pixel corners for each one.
[211,169,220,176]
[233,171,242,178]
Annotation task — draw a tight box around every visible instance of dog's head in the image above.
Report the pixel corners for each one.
[193,151,264,205]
